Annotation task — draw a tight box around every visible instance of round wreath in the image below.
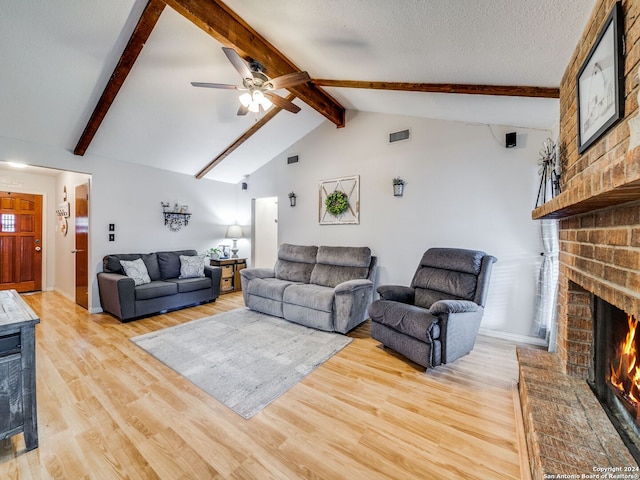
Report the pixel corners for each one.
[325,191,349,216]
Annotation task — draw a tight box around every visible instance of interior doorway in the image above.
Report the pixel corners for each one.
[252,197,278,268]
[0,192,43,292]
[74,182,89,309]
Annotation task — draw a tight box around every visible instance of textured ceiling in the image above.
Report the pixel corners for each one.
[1,0,596,183]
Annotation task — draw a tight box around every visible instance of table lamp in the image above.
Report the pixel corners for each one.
[225,224,243,258]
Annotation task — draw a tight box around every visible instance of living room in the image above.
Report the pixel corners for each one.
[4,0,637,477]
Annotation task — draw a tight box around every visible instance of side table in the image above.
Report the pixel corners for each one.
[210,258,247,294]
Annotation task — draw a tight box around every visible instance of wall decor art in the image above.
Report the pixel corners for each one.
[56,201,70,236]
[576,1,624,154]
[319,175,359,225]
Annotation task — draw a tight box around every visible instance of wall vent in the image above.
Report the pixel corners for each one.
[287,155,299,164]
[389,129,411,144]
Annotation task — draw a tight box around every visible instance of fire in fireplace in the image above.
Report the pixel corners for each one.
[591,297,640,462]
[609,314,640,413]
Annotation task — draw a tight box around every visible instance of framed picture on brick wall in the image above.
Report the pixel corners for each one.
[576,1,624,154]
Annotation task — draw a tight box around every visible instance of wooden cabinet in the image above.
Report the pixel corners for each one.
[0,290,39,451]
[210,258,246,294]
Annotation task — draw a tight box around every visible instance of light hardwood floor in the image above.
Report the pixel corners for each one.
[0,291,526,479]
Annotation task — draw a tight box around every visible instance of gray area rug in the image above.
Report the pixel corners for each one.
[130,308,352,419]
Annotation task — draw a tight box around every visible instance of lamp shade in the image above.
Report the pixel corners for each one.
[225,224,243,239]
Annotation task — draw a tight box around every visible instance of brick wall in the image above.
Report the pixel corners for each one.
[557,0,640,377]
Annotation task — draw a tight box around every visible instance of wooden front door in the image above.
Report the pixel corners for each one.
[75,183,89,309]
[0,192,42,292]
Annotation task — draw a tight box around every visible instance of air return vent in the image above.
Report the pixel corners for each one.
[389,128,411,144]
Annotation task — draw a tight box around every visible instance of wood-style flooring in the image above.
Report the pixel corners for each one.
[0,291,527,479]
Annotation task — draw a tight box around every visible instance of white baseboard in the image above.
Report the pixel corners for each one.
[53,287,74,303]
[479,327,548,347]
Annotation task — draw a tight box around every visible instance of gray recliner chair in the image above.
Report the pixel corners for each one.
[368,248,497,370]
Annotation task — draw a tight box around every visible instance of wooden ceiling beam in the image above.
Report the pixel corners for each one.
[195,94,296,179]
[311,79,560,99]
[73,0,166,156]
[162,0,345,128]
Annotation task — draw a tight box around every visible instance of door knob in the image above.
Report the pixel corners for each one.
[35,246,41,252]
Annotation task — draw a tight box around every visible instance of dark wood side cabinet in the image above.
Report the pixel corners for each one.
[210,258,246,294]
[0,289,40,451]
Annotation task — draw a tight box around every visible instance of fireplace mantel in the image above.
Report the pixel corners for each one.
[532,145,640,220]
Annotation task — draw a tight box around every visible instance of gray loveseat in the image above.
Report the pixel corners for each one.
[240,244,377,333]
[97,249,222,322]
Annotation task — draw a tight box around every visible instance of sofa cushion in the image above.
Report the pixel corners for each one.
[143,253,161,281]
[274,244,318,283]
[104,253,142,274]
[417,248,485,275]
[414,288,468,310]
[104,253,161,281]
[157,250,198,280]
[283,284,335,313]
[246,277,294,302]
[135,281,178,300]
[167,277,211,293]
[410,248,486,308]
[368,300,440,342]
[119,258,151,286]
[414,266,478,297]
[179,254,206,278]
[310,246,371,288]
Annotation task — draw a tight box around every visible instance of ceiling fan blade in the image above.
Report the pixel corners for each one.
[191,82,244,90]
[266,71,311,90]
[222,47,253,81]
[264,92,301,113]
[237,104,249,116]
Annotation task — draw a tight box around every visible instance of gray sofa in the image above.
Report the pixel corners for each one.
[240,244,377,333]
[97,249,222,322]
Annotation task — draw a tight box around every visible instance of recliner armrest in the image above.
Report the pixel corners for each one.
[335,278,373,295]
[240,268,275,281]
[376,285,415,304]
[429,299,480,315]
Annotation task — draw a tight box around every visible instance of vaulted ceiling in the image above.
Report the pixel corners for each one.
[2,0,596,183]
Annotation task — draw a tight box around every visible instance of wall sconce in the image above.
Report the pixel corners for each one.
[288,192,297,207]
[392,177,405,197]
[226,224,243,258]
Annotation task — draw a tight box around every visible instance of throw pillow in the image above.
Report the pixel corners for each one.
[119,258,151,286]
[179,255,206,279]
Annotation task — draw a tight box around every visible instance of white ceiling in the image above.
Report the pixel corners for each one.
[1,0,596,184]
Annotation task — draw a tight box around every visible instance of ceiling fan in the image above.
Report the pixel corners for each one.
[191,47,310,116]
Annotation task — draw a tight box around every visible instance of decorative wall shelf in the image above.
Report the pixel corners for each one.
[163,212,191,231]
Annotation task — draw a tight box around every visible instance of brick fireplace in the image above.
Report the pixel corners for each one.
[518,0,640,476]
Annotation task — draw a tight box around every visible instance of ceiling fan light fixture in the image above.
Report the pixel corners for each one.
[255,91,273,110]
[239,92,252,107]
[248,101,260,113]
[239,90,273,113]
[193,47,309,117]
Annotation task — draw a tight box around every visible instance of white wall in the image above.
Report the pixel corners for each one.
[245,111,550,338]
[0,135,241,312]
